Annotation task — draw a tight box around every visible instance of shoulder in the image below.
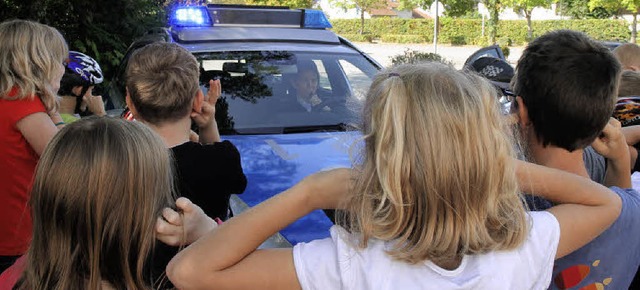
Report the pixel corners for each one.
[0,95,46,124]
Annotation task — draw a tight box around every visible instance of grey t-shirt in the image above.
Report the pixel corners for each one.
[583,146,606,184]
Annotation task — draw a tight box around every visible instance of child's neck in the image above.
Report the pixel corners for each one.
[527,140,589,178]
[144,116,192,148]
[58,95,78,115]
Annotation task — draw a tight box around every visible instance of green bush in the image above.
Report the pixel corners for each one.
[331,18,630,45]
[380,34,428,43]
[390,49,451,65]
[338,33,375,43]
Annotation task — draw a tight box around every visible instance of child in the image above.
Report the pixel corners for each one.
[163,63,621,289]
[0,19,67,273]
[613,43,640,71]
[57,51,106,123]
[512,29,640,289]
[0,117,179,289]
[124,42,246,285]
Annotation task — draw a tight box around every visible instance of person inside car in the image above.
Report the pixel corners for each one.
[57,51,106,123]
[285,60,332,112]
[512,29,640,289]
[124,42,247,287]
[0,117,180,289]
[0,19,68,274]
[161,62,621,290]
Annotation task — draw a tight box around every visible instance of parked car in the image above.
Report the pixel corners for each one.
[105,4,382,247]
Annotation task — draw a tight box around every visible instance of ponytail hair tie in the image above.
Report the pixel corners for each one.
[388,72,400,77]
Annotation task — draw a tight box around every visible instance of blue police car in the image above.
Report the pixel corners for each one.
[105,4,382,247]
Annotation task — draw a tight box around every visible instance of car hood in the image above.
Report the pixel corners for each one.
[225,131,359,245]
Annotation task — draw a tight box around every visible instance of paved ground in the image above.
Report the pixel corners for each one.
[351,42,525,69]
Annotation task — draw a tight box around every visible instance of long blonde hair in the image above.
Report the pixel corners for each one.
[342,63,527,264]
[0,19,68,112]
[17,117,175,289]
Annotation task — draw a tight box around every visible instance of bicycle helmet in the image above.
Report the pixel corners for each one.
[58,51,104,114]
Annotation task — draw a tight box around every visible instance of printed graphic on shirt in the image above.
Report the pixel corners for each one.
[553,260,612,290]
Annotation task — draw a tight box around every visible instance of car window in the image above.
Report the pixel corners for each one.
[195,51,378,134]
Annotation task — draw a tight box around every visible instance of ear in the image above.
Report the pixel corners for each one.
[125,90,139,119]
[515,96,531,128]
[192,89,204,113]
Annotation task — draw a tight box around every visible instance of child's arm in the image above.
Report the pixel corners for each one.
[156,197,217,246]
[621,125,640,145]
[16,112,60,155]
[166,168,351,290]
[192,79,221,144]
[515,160,622,259]
[592,118,631,188]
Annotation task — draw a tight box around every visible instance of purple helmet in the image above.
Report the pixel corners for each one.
[65,51,103,85]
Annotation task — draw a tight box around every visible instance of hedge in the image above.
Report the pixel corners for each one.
[331,18,630,45]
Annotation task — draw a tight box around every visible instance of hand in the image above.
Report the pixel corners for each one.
[302,168,352,210]
[191,79,220,128]
[592,118,627,161]
[156,197,217,246]
[84,94,106,116]
[189,130,199,142]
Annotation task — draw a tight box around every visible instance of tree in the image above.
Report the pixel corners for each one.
[331,0,387,34]
[482,0,502,44]
[245,0,314,8]
[0,0,166,81]
[400,0,476,17]
[503,0,552,40]
[590,0,640,42]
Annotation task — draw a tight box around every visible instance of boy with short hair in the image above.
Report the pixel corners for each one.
[513,30,640,289]
[125,42,247,287]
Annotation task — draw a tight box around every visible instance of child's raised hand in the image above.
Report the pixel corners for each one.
[592,118,627,161]
[156,197,217,246]
[84,94,106,116]
[303,168,352,210]
[191,79,220,129]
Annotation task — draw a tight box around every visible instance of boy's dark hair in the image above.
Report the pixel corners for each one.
[512,30,620,151]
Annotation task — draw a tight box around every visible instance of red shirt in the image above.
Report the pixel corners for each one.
[0,92,46,256]
[0,255,25,289]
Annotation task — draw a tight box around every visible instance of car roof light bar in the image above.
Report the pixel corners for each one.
[302,10,332,29]
[170,6,213,27]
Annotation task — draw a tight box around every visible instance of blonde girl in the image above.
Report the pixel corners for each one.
[0,117,175,289]
[0,19,68,273]
[164,63,621,289]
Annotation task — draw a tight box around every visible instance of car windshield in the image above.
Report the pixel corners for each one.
[196,51,379,134]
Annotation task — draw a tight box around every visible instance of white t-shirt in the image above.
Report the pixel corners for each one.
[293,211,560,290]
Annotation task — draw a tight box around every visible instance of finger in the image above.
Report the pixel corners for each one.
[162,207,182,226]
[609,117,621,129]
[156,217,181,237]
[176,197,194,213]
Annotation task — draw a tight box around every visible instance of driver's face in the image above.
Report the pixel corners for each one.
[292,70,318,98]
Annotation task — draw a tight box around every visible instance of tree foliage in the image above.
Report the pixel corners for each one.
[245,0,314,8]
[589,0,640,42]
[330,0,387,34]
[0,0,167,81]
[400,0,476,17]
[557,0,613,19]
[503,0,552,39]
[482,0,502,44]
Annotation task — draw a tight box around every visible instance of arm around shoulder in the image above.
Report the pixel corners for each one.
[515,160,621,259]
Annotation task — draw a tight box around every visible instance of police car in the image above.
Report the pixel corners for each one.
[105,4,382,247]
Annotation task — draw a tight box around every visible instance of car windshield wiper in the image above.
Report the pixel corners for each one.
[282,123,357,134]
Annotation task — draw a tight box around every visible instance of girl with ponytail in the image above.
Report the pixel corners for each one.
[163,63,621,290]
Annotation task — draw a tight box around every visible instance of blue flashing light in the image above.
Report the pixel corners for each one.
[170,6,212,27]
[303,10,332,29]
